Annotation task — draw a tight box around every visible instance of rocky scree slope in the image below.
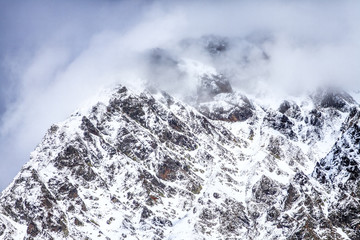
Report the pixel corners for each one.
[0,76,359,239]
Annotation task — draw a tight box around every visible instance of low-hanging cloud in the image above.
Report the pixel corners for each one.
[0,0,359,190]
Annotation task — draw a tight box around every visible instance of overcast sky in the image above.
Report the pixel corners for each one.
[0,0,359,190]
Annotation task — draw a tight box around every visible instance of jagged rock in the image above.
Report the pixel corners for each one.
[197,78,255,122]
[264,111,297,140]
[279,100,301,120]
[312,88,356,112]
[0,84,358,239]
[311,107,360,239]
[197,74,232,102]
[253,176,281,204]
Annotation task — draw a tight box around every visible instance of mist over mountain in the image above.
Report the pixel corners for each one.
[1,1,359,190]
[0,1,360,239]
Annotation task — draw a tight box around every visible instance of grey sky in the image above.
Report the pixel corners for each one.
[0,0,359,190]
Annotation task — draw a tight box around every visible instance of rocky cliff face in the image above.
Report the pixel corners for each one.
[0,65,359,239]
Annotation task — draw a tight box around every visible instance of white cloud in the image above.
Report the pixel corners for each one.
[0,0,359,189]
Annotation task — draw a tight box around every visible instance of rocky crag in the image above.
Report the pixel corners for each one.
[1,37,359,239]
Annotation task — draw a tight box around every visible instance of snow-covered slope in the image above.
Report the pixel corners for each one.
[0,75,358,239]
[0,36,359,239]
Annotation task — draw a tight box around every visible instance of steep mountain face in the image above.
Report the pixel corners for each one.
[0,76,358,239]
[313,107,360,239]
[0,35,359,239]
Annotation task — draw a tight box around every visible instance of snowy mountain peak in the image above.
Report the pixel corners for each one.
[0,82,359,239]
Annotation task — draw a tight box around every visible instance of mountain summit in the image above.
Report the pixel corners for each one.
[1,73,359,239]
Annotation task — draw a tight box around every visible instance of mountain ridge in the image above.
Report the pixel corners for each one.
[0,75,359,239]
